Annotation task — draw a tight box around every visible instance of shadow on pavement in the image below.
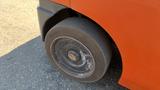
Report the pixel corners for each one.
[0,36,127,90]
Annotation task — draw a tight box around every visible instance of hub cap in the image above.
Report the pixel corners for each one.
[50,36,95,78]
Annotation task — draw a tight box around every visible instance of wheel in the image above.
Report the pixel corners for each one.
[45,17,112,83]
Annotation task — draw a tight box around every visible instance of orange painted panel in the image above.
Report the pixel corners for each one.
[51,0,70,7]
[70,1,160,89]
[53,0,160,89]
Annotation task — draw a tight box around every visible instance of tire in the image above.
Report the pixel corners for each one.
[45,17,112,83]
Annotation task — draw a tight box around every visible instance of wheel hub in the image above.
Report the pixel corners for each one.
[67,50,79,62]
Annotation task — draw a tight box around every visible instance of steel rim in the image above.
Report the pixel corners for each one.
[50,36,95,78]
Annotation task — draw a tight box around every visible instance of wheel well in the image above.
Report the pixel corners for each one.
[42,8,78,41]
[43,8,123,82]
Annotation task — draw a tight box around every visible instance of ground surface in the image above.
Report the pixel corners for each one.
[0,0,127,90]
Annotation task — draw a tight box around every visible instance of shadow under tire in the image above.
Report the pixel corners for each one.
[45,17,112,83]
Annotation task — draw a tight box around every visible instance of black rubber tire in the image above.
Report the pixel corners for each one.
[45,17,112,83]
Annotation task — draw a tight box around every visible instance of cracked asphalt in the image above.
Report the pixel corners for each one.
[0,0,127,90]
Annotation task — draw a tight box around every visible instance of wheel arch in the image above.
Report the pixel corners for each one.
[42,7,123,82]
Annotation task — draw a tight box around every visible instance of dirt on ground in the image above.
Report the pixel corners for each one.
[0,0,39,56]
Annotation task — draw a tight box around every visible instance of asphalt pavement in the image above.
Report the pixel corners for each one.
[0,37,127,90]
[0,0,127,90]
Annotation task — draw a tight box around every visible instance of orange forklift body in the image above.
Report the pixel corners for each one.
[50,0,160,89]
